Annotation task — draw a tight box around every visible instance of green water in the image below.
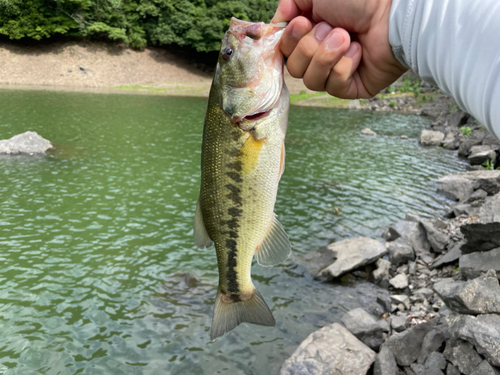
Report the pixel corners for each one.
[0,89,465,374]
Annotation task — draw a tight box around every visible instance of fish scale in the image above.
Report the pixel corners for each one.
[193,18,291,341]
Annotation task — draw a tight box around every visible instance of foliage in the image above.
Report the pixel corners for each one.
[0,0,278,51]
[386,77,424,98]
[482,159,499,170]
[460,126,472,137]
[389,100,396,108]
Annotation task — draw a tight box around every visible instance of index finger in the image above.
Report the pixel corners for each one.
[272,0,312,23]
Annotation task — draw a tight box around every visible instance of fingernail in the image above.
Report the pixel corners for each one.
[325,31,344,51]
[345,43,359,58]
[291,22,309,40]
[315,23,332,41]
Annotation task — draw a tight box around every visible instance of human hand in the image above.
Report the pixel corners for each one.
[272,0,408,99]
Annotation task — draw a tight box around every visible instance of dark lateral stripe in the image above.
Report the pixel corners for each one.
[226,239,239,293]
[226,171,243,183]
[225,184,242,206]
[227,207,242,218]
[227,161,243,172]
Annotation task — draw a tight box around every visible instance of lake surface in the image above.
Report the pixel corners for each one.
[0,89,466,374]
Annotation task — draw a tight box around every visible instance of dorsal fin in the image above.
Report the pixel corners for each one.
[254,214,291,266]
[193,198,213,249]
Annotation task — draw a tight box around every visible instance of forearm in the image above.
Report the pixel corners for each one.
[389,0,500,138]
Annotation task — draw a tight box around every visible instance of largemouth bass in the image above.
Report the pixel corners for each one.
[193,18,291,341]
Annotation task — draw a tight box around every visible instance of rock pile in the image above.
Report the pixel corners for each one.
[283,171,500,374]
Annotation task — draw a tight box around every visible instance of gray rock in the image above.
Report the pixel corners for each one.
[431,241,462,269]
[391,315,408,332]
[418,329,448,364]
[0,131,53,154]
[298,246,337,278]
[422,220,450,253]
[318,237,387,280]
[373,258,392,282]
[460,248,500,279]
[426,352,447,369]
[390,273,409,289]
[388,238,416,266]
[443,171,500,196]
[453,203,478,217]
[437,175,474,201]
[384,221,431,256]
[444,338,484,375]
[374,345,399,375]
[341,308,385,350]
[469,145,497,166]
[377,295,392,313]
[461,194,500,253]
[280,323,376,375]
[420,130,445,146]
[434,271,500,314]
[411,362,445,375]
[401,135,409,139]
[471,360,500,375]
[385,320,438,366]
[448,314,500,367]
[459,137,483,157]
[361,128,377,136]
[391,295,411,310]
[466,189,489,203]
[349,99,362,109]
[447,364,461,375]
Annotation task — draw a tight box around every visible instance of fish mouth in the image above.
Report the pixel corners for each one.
[242,110,272,122]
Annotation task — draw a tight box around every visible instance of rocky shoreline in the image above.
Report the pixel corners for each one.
[281,91,500,375]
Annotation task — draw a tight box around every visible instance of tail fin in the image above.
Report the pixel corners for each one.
[210,287,275,341]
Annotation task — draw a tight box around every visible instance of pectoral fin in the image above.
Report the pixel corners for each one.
[193,198,213,249]
[255,214,291,266]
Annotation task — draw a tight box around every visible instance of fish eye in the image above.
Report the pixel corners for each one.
[223,47,233,60]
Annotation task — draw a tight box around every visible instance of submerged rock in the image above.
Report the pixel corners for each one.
[280,323,376,375]
[317,237,386,280]
[0,131,53,154]
[361,128,377,136]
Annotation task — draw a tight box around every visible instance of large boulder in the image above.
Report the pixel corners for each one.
[422,220,449,253]
[437,175,474,201]
[460,194,500,253]
[0,131,53,154]
[444,338,484,375]
[387,238,415,266]
[419,130,445,146]
[448,314,500,367]
[373,345,399,375]
[431,241,462,269]
[383,220,431,255]
[384,320,438,366]
[317,237,386,280]
[468,145,497,166]
[433,271,500,314]
[341,308,385,350]
[280,323,376,375]
[460,248,500,279]
[441,171,500,197]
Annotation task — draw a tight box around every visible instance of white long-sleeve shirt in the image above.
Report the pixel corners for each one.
[389,0,500,138]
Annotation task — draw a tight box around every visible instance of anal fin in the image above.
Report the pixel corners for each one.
[193,198,213,249]
[255,214,291,266]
